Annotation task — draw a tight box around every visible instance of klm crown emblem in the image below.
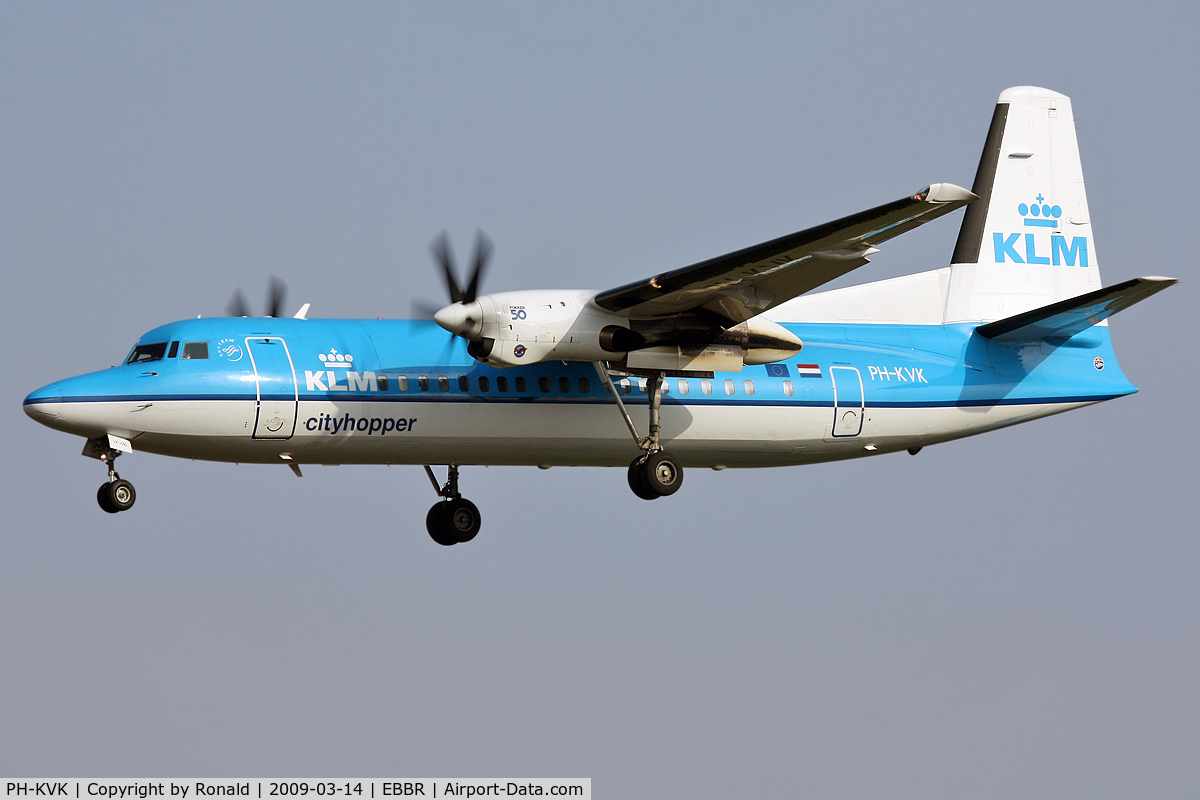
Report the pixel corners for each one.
[319,348,354,367]
[1019,194,1062,228]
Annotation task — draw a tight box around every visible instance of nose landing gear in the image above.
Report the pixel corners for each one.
[83,435,137,514]
[96,454,136,513]
[98,477,136,513]
[423,465,481,546]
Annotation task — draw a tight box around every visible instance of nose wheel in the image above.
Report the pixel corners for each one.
[97,478,136,513]
[423,465,481,546]
[94,447,136,513]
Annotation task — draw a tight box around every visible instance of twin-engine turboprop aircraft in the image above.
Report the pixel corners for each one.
[24,87,1175,545]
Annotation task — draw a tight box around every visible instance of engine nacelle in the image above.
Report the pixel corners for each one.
[465,290,638,367]
[436,290,802,370]
[619,318,802,372]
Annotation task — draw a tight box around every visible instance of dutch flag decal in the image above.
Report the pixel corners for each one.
[796,364,822,378]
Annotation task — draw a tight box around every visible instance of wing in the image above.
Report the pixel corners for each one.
[593,183,975,325]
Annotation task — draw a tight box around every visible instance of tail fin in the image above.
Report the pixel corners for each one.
[944,87,1102,323]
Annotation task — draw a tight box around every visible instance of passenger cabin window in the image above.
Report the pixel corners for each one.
[677,379,689,395]
[744,380,755,396]
[539,376,551,393]
[479,376,490,392]
[458,376,470,392]
[377,375,389,391]
[397,376,410,392]
[724,379,736,396]
[618,378,632,394]
[497,376,509,392]
[515,377,527,392]
[783,380,794,397]
[701,379,712,395]
[578,377,591,394]
[558,377,570,393]
[126,342,167,364]
[167,341,180,359]
[438,376,450,392]
[182,342,209,360]
[418,375,429,391]
[638,378,648,394]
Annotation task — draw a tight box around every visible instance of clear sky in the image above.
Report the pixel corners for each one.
[2,2,1196,796]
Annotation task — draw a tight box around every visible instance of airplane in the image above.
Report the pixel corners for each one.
[23,86,1176,545]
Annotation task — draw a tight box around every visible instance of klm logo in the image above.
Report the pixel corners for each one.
[993,194,1088,266]
[305,369,379,392]
[306,347,381,392]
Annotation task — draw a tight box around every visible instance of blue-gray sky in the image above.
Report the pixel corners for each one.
[2,2,1196,796]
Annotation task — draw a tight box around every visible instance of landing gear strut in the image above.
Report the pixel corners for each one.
[423,464,481,546]
[95,451,136,513]
[594,364,684,500]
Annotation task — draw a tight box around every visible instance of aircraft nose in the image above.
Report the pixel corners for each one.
[434,300,484,340]
[23,382,63,423]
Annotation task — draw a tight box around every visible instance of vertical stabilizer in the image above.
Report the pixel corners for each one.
[944,87,1101,324]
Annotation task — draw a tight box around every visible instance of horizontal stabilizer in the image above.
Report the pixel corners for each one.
[976,277,1176,341]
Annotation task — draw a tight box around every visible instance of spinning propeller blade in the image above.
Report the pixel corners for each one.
[226,290,251,318]
[430,230,491,306]
[225,276,288,317]
[266,276,286,319]
[464,232,491,305]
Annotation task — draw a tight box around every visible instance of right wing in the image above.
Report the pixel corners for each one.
[593,183,975,325]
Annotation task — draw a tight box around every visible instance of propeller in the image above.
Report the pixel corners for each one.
[226,276,287,317]
[428,231,496,359]
[431,230,491,305]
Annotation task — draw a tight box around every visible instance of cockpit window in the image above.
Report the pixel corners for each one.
[182,342,209,360]
[126,342,168,364]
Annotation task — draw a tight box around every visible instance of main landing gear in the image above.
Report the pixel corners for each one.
[423,464,481,546]
[594,364,684,501]
[96,452,136,514]
[627,449,683,500]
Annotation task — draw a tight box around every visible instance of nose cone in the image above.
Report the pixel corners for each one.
[433,300,483,340]
[23,382,63,424]
[24,369,128,437]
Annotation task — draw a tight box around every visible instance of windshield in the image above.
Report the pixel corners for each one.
[125,342,168,364]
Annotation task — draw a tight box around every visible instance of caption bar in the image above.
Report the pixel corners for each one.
[3,783,589,800]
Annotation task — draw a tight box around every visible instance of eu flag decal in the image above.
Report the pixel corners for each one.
[765,364,790,377]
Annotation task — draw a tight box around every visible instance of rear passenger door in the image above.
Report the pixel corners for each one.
[830,366,864,437]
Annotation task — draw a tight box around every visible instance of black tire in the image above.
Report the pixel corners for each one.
[443,498,482,543]
[97,483,119,514]
[627,456,659,501]
[108,479,136,512]
[426,502,458,546]
[643,450,683,497]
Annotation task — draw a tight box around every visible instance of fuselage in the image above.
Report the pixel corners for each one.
[23,315,1135,469]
